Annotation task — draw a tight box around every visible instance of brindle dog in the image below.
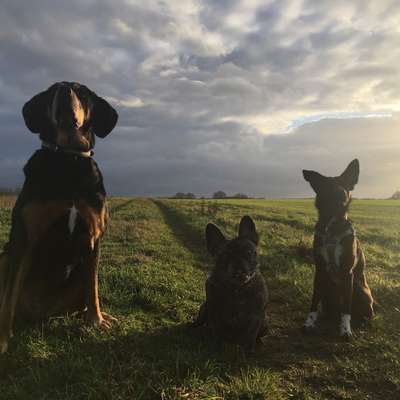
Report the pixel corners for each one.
[0,82,118,353]
[193,216,268,350]
[302,159,374,339]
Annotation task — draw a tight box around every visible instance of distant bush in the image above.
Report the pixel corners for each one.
[172,191,252,200]
[212,190,227,199]
[173,192,196,199]
[232,193,249,199]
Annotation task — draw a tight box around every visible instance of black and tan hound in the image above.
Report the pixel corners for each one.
[0,82,118,352]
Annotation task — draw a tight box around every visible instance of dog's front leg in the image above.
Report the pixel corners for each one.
[0,249,31,353]
[84,240,116,329]
[303,266,323,332]
[340,272,354,339]
[243,316,265,353]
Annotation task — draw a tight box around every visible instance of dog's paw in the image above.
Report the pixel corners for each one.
[340,332,352,342]
[302,311,318,334]
[85,311,117,330]
[102,312,118,325]
[339,314,352,340]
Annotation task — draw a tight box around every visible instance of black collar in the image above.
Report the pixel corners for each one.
[315,217,355,240]
[41,141,93,158]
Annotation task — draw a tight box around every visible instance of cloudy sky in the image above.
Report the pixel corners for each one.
[0,0,399,197]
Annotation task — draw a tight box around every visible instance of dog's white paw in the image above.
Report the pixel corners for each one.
[340,314,352,339]
[303,311,318,332]
[0,338,9,354]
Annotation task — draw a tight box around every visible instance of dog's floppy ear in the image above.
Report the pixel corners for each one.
[336,159,359,191]
[206,223,226,256]
[238,216,259,245]
[22,86,55,134]
[302,170,327,193]
[90,92,118,138]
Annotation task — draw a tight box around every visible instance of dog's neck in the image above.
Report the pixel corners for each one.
[211,269,257,290]
[41,141,93,158]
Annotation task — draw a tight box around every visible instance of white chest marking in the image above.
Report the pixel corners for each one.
[340,313,352,336]
[68,205,78,234]
[65,264,74,279]
[319,243,343,268]
[304,311,318,328]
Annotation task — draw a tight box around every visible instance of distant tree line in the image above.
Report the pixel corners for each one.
[172,192,196,199]
[212,191,249,199]
[173,189,400,200]
[172,190,252,199]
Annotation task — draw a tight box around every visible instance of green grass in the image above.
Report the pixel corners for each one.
[0,196,399,399]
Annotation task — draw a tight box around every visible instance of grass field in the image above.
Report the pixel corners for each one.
[0,196,399,399]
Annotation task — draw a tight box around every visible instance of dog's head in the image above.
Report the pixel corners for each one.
[303,159,359,220]
[22,81,118,151]
[206,216,259,286]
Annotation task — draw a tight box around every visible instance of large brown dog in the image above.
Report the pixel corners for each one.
[302,159,374,339]
[0,82,118,353]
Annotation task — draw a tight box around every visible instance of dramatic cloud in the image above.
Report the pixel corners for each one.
[0,0,399,197]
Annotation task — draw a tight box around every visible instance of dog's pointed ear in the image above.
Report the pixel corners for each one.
[302,170,327,193]
[337,159,359,191]
[90,92,118,138]
[206,223,226,256]
[238,216,259,245]
[22,86,55,134]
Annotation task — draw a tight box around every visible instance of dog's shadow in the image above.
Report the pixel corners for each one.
[3,312,359,368]
[0,318,272,395]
